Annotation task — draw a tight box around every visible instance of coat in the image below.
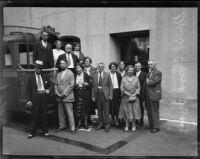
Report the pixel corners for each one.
[33,40,54,69]
[143,68,162,101]
[92,71,113,101]
[134,71,147,101]
[55,53,79,71]
[55,69,75,102]
[26,73,52,103]
[72,51,85,63]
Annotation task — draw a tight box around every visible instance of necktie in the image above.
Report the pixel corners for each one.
[67,54,71,66]
[99,73,102,86]
[37,75,42,89]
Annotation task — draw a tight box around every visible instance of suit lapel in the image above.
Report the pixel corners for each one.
[40,41,47,52]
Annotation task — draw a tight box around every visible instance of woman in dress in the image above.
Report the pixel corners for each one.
[118,65,141,131]
[83,56,97,124]
[74,63,91,129]
[53,40,65,67]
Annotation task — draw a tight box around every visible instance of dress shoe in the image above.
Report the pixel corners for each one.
[55,127,66,132]
[27,134,35,139]
[84,124,89,130]
[124,126,129,131]
[104,125,110,133]
[132,126,136,131]
[150,128,160,133]
[95,124,104,130]
[44,132,50,136]
[70,130,76,134]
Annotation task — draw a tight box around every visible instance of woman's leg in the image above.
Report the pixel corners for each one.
[124,119,129,131]
[132,119,136,131]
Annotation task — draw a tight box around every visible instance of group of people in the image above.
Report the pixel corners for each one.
[26,31,162,139]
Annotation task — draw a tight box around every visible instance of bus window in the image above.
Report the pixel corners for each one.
[4,45,12,68]
[18,44,34,66]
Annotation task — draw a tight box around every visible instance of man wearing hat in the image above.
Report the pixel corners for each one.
[26,60,52,139]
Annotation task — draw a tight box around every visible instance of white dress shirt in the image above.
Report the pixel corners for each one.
[119,70,125,77]
[110,72,119,89]
[136,70,141,78]
[42,40,47,48]
[53,49,65,66]
[74,51,80,58]
[35,73,45,91]
[85,66,91,75]
[66,53,74,68]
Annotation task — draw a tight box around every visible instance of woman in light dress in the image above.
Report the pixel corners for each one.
[118,65,141,131]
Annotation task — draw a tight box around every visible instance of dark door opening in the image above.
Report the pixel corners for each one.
[110,30,149,73]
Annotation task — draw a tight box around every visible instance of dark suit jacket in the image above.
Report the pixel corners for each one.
[27,73,52,103]
[134,71,147,101]
[55,53,79,72]
[143,68,162,101]
[72,51,85,63]
[92,71,113,101]
[33,40,54,69]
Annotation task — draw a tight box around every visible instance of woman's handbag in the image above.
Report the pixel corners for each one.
[128,95,137,102]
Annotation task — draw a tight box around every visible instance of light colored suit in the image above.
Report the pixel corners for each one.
[55,68,75,130]
[55,69,74,102]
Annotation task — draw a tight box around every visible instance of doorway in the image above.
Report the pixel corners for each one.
[110,30,149,72]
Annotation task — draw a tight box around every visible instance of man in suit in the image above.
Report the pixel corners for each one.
[26,60,52,139]
[73,43,85,64]
[56,44,79,74]
[33,31,54,69]
[92,63,113,132]
[143,60,162,133]
[109,62,122,127]
[134,62,147,127]
[55,59,76,134]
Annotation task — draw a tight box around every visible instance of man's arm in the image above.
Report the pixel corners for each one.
[147,72,162,86]
[33,43,38,64]
[63,72,75,97]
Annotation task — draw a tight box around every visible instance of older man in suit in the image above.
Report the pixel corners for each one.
[55,59,76,134]
[56,44,79,74]
[143,60,162,133]
[26,60,52,139]
[134,62,147,127]
[92,63,113,132]
[33,31,54,69]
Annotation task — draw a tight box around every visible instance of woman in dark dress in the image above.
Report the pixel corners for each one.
[74,63,91,129]
[83,56,97,124]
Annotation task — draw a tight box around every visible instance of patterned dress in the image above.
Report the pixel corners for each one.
[118,75,141,121]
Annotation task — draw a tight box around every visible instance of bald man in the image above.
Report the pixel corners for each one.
[56,44,79,74]
[143,60,162,133]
